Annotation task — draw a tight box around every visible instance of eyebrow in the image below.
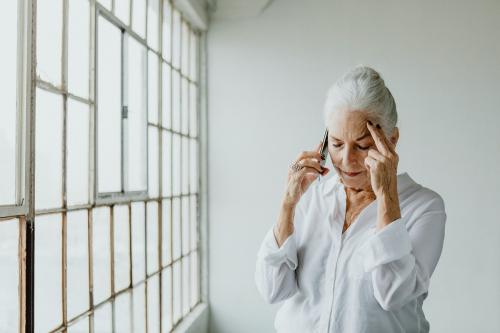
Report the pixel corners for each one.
[329,133,371,141]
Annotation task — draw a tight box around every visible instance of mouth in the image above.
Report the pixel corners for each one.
[341,170,362,177]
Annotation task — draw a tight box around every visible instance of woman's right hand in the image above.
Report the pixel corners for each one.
[283,142,330,207]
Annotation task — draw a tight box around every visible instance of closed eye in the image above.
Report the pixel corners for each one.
[331,143,370,150]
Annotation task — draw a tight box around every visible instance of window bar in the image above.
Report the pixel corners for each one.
[109,205,116,331]
[168,2,175,331]
[186,23,193,312]
[87,207,95,333]
[35,78,93,106]
[26,0,36,330]
[20,216,27,333]
[178,10,184,327]
[61,0,70,329]
[157,1,165,333]
[143,201,149,333]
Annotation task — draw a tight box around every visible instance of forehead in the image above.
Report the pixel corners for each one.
[327,109,371,141]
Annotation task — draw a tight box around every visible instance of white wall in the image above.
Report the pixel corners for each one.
[207,0,500,332]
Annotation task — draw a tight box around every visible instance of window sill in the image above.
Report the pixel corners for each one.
[172,302,209,333]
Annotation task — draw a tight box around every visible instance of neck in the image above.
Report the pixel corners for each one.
[345,185,376,202]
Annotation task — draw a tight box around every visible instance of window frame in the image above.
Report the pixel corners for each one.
[94,4,150,205]
[0,0,32,219]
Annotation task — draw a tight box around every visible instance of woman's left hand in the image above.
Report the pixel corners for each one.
[364,121,401,228]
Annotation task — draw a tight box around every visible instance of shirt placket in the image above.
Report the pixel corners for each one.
[325,185,347,332]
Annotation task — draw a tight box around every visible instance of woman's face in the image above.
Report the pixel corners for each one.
[326,109,398,191]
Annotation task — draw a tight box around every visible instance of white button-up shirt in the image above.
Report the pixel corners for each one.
[255,172,447,333]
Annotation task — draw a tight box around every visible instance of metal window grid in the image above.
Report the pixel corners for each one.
[0,0,204,332]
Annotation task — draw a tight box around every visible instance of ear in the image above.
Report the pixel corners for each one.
[390,127,399,147]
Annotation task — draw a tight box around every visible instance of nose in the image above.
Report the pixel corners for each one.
[342,146,358,168]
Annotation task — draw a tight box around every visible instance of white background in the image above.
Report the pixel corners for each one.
[207,0,500,332]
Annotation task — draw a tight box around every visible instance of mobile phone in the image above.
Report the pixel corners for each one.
[319,128,328,167]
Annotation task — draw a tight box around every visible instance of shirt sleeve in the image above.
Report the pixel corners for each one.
[254,205,304,305]
[356,192,447,311]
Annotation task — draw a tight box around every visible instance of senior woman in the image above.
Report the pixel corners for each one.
[255,66,447,333]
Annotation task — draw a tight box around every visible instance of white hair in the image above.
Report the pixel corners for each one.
[323,65,398,135]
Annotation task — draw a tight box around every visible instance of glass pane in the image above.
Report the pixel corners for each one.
[161,199,171,266]
[0,1,18,205]
[172,134,181,196]
[161,130,172,197]
[182,256,189,316]
[93,301,112,333]
[35,89,62,210]
[114,205,130,291]
[182,136,189,195]
[162,62,171,129]
[147,275,160,333]
[131,202,146,283]
[172,10,181,69]
[172,197,181,261]
[92,207,111,304]
[189,83,198,137]
[190,195,197,251]
[132,283,146,332]
[68,0,90,98]
[161,267,172,333]
[189,139,198,194]
[148,52,159,124]
[132,0,146,37]
[190,251,199,307]
[114,291,132,333]
[148,127,159,198]
[189,31,198,81]
[162,1,171,63]
[97,0,111,11]
[0,219,19,333]
[172,260,181,324]
[147,0,160,51]
[67,99,90,206]
[67,210,89,320]
[35,214,62,333]
[181,78,189,135]
[115,0,130,25]
[97,16,122,193]
[67,316,89,333]
[127,36,148,192]
[37,0,62,84]
[181,20,189,75]
[172,70,180,132]
[147,201,159,274]
[182,196,190,256]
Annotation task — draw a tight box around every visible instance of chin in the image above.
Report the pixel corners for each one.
[337,169,369,188]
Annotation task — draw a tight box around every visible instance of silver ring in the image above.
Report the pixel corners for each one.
[289,161,303,172]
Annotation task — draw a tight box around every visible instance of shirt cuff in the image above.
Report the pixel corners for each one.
[357,217,413,272]
[258,226,298,270]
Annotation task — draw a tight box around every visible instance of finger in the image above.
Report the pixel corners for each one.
[369,121,397,155]
[295,149,322,163]
[364,155,378,171]
[298,165,322,178]
[367,148,386,162]
[366,122,390,156]
[300,158,325,173]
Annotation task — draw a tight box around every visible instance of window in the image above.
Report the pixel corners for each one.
[0,0,30,217]
[0,0,203,331]
[96,13,148,199]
